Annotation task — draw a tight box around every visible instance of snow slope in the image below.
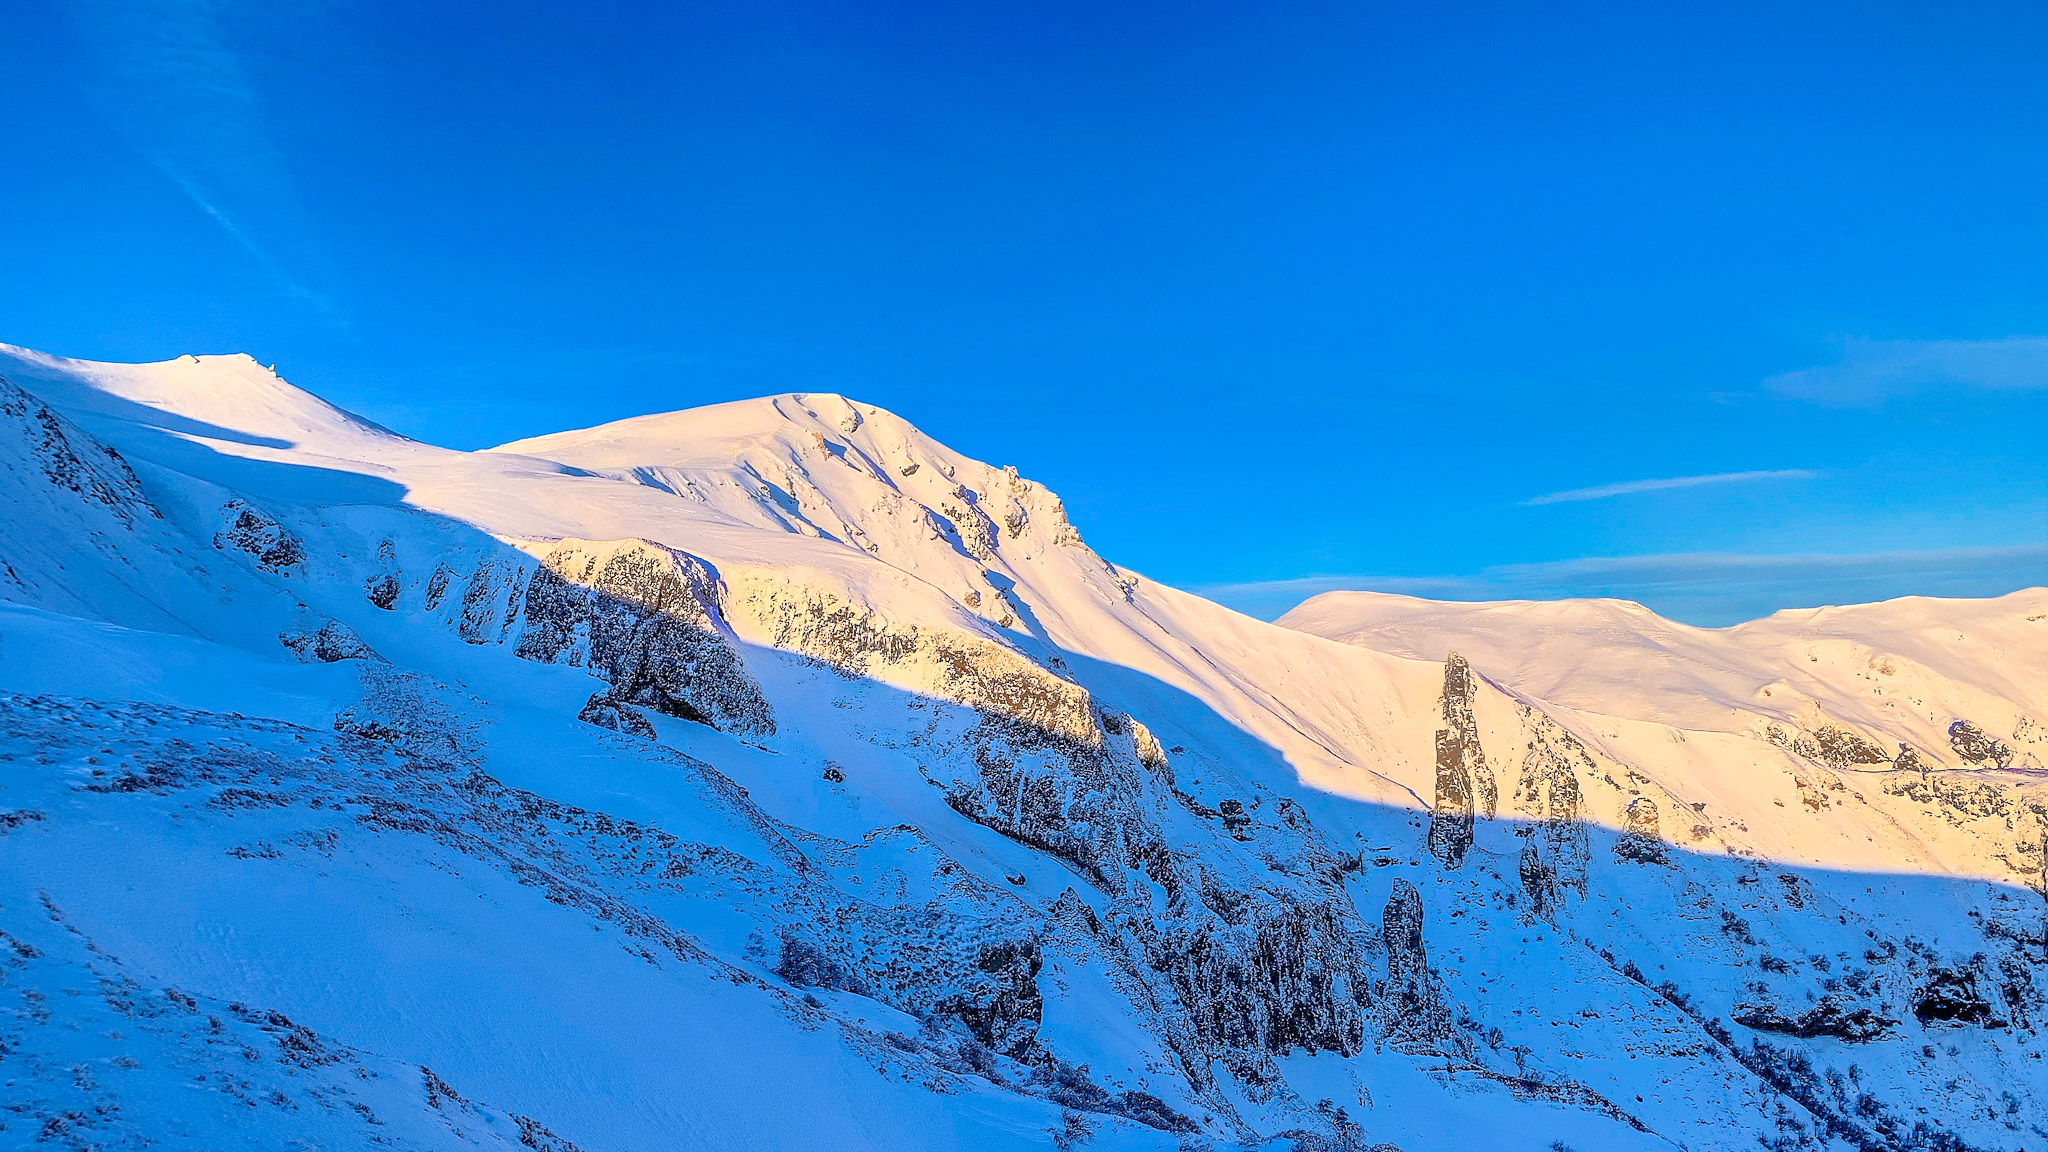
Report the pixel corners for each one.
[1,342,2043,1152]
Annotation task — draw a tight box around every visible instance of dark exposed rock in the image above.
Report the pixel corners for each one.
[423,564,454,610]
[936,940,1045,1058]
[1519,838,1558,921]
[946,714,1151,890]
[458,562,518,644]
[1472,762,1498,821]
[1881,773,2011,822]
[1146,889,1374,1058]
[1381,880,1427,982]
[519,540,773,736]
[1811,724,1889,769]
[213,499,302,574]
[1518,713,1591,899]
[1615,796,1666,863]
[1217,798,1253,840]
[364,571,400,610]
[279,620,380,664]
[1732,996,1895,1042]
[1378,879,1459,1054]
[576,692,656,739]
[1893,743,1930,776]
[1949,720,2015,769]
[775,932,863,994]
[1428,729,1474,868]
[1427,655,1484,868]
[927,665,1380,1070]
[1914,966,2001,1027]
[936,493,999,562]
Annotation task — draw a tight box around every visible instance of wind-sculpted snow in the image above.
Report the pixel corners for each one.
[2,344,2046,1150]
[0,891,586,1151]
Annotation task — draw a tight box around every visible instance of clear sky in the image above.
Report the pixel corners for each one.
[4,1,2043,624]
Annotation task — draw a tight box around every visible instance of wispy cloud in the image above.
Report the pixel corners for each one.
[68,0,342,323]
[1522,469,1817,506]
[1765,336,2048,406]
[1195,544,2048,626]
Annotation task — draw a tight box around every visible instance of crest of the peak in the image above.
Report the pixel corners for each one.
[487,392,948,468]
[0,343,407,455]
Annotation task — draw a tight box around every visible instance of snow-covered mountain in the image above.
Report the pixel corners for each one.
[0,342,2041,1152]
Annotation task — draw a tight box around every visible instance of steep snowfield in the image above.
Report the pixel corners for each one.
[1,343,2043,1151]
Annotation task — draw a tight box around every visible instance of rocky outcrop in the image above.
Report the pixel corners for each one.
[459,561,525,645]
[1810,724,1890,769]
[1428,730,1475,868]
[735,581,1096,748]
[929,486,1000,563]
[363,539,401,609]
[946,714,1153,891]
[518,540,773,736]
[1517,712,1591,899]
[1145,888,1375,1058]
[279,619,380,663]
[576,692,656,739]
[365,572,400,610]
[214,499,302,574]
[1427,654,1485,868]
[1615,796,1666,863]
[935,940,1045,1058]
[1518,837,1559,921]
[1949,720,2016,769]
[1378,880,1459,1055]
[1893,743,1930,776]
[1914,966,2001,1027]
[1732,997,1895,1042]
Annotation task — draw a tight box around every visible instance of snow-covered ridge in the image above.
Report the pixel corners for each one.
[1,343,2042,1152]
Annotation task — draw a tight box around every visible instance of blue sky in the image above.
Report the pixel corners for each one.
[4,1,2043,625]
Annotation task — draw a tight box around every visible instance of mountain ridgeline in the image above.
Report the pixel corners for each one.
[0,343,2043,1152]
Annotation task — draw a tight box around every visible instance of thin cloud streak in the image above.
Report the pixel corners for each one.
[1765,336,2048,406]
[67,0,344,324]
[1195,544,2048,627]
[1522,469,1817,506]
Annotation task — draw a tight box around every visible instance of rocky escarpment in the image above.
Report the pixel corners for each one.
[929,678,1394,1083]
[731,579,1095,747]
[517,539,773,736]
[739,585,1405,1095]
[0,376,156,528]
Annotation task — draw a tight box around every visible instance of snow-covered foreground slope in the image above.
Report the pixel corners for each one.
[0,343,2042,1151]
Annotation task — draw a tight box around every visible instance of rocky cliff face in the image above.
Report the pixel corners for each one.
[515,539,774,735]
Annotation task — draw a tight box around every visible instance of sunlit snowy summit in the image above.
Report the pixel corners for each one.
[1,342,2043,1151]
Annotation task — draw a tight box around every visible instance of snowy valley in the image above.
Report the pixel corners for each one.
[0,342,2042,1151]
